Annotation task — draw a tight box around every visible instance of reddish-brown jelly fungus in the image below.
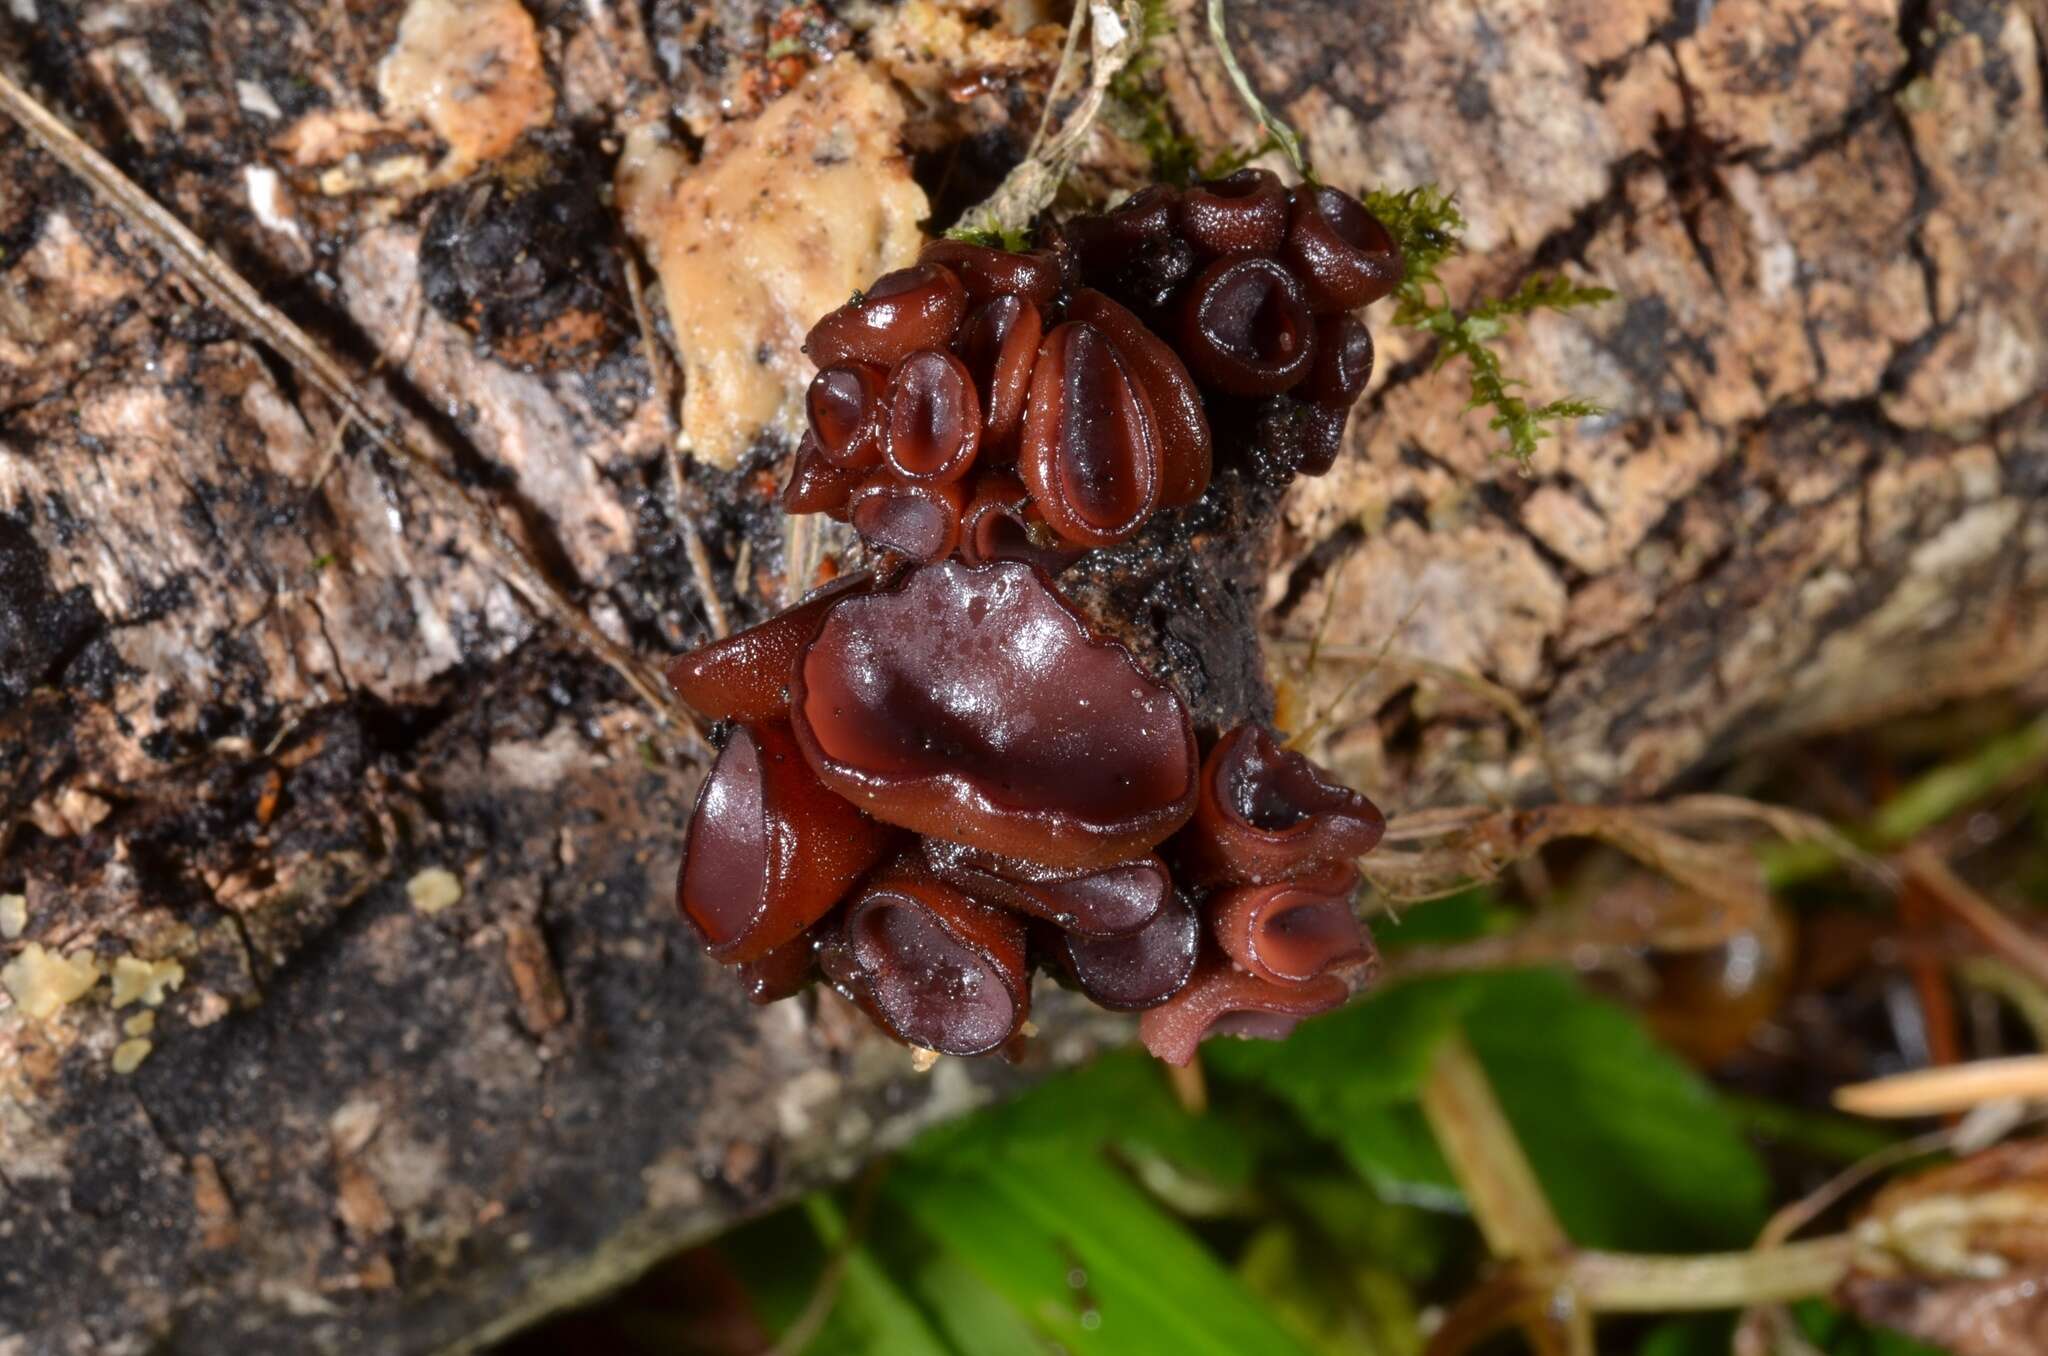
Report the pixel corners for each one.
[790,559,1198,868]
[807,364,887,469]
[678,722,894,963]
[958,476,1078,574]
[922,837,1171,937]
[1210,861,1369,984]
[1020,321,1164,546]
[920,238,1061,307]
[1138,960,1351,1067]
[1285,184,1403,312]
[1178,168,1290,259]
[1064,289,1212,507]
[884,350,982,482]
[1057,891,1200,1011]
[805,263,967,368]
[1186,724,1386,884]
[1178,256,1317,396]
[848,473,965,562]
[665,573,868,723]
[842,864,1029,1056]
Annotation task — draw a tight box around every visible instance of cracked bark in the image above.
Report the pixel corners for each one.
[1,1,2045,1353]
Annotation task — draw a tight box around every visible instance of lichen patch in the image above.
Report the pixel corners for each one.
[407,867,464,915]
[110,956,186,1009]
[1,944,102,1021]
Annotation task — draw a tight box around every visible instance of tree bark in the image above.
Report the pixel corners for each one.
[1,0,2044,1353]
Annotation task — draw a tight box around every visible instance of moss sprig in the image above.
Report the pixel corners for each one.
[1367,186,1615,466]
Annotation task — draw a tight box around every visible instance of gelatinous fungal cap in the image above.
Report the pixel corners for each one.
[1188,724,1385,884]
[1019,321,1164,547]
[677,721,895,963]
[843,863,1029,1056]
[1056,891,1200,1011]
[847,473,965,562]
[921,837,1171,937]
[1178,167,1290,260]
[1285,184,1403,313]
[665,573,869,723]
[1176,255,1317,396]
[1137,959,1349,1066]
[1210,861,1371,985]
[805,262,967,368]
[791,560,1199,870]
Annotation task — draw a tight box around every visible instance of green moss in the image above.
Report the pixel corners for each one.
[1367,186,1615,466]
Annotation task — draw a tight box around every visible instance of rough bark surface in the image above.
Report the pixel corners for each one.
[0,0,2044,1353]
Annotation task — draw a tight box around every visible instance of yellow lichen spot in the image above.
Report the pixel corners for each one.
[0,893,25,940]
[111,956,186,1009]
[1,943,103,1020]
[124,1010,157,1038]
[407,867,463,915]
[112,1038,153,1074]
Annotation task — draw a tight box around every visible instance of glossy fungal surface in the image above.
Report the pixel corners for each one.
[1186,724,1384,884]
[677,722,895,963]
[1065,288,1212,507]
[1058,891,1200,1011]
[782,433,857,517]
[1303,313,1376,407]
[665,573,869,723]
[1176,256,1317,396]
[954,295,1042,456]
[807,363,887,469]
[883,349,982,482]
[1210,861,1370,984]
[1178,168,1290,259]
[922,837,1171,937]
[1138,959,1350,1066]
[790,560,1198,869]
[848,472,965,562]
[805,263,967,367]
[1019,322,1163,547]
[1285,185,1403,312]
[958,475,1079,575]
[919,238,1061,307]
[842,864,1029,1055]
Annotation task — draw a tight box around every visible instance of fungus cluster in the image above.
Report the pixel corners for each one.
[784,170,1401,561]
[668,560,1385,1063]
[668,170,1400,1062]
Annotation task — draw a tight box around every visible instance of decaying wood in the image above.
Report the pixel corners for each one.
[2,0,2046,1352]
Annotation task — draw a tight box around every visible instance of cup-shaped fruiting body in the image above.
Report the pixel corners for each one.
[805,263,967,367]
[884,350,982,483]
[1064,289,1212,508]
[735,927,822,1004]
[1178,168,1290,259]
[848,472,966,562]
[841,863,1029,1055]
[1138,957,1350,1066]
[1209,861,1370,984]
[1302,313,1376,408]
[782,432,858,518]
[678,721,896,963]
[1176,256,1317,396]
[1020,322,1164,547]
[1184,725,1385,884]
[1284,185,1402,312]
[807,363,888,470]
[958,475,1081,575]
[921,837,1171,937]
[665,573,869,723]
[954,295,1043,458]
[1293,403,1350,478]
[919,238,1061,307]
[790,560,1199,869]
[1056,891,1200,1011]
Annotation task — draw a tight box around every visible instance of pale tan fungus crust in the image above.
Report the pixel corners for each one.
[376,0,555,183]
[618,63,929,469]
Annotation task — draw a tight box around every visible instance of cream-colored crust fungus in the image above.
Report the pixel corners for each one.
[618,65,928,468]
